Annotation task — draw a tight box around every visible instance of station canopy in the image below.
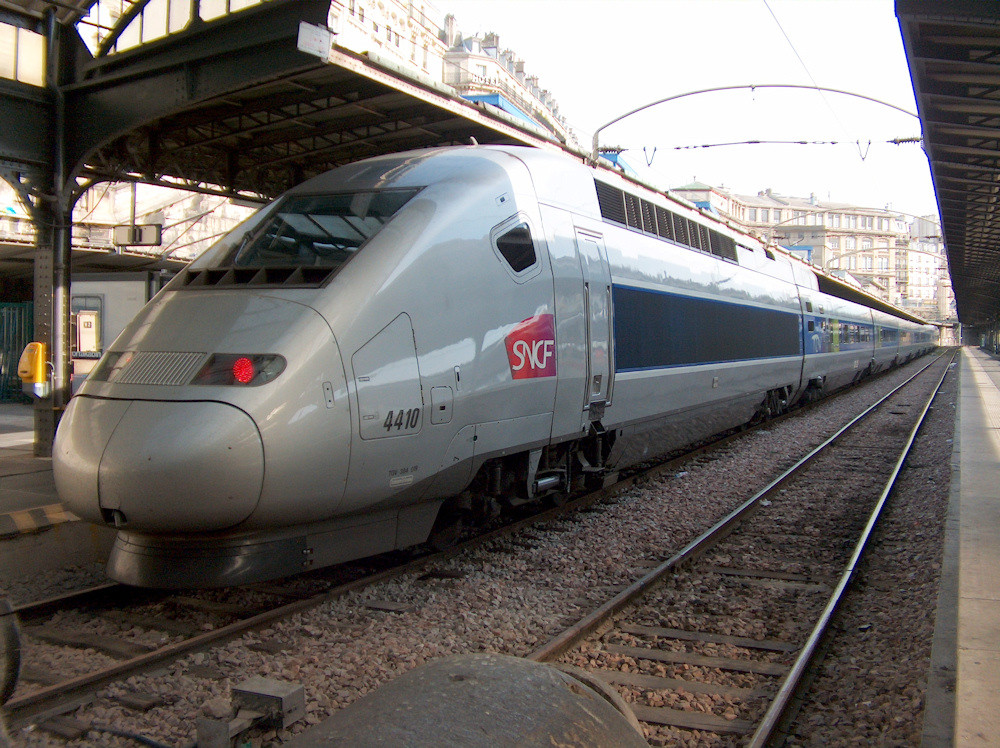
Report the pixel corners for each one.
[0,0,563,278]
[899,0,1000,328]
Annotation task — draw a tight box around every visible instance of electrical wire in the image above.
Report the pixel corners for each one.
[608,136,922,167]
[761,0,857,151]
[668,137,920,150]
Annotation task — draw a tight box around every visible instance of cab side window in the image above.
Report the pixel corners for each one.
[491,215,542,283]
[496,223,536,273]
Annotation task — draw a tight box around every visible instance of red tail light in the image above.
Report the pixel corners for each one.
[232,357,255,384]
[192,354,285,386]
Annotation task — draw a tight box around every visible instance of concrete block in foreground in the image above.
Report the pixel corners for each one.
[285,653,647,747]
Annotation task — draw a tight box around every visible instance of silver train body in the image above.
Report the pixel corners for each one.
[53,146,937,587]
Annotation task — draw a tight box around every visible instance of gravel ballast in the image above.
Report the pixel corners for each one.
[2,357,955,746]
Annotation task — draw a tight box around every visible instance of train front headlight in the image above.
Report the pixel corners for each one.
[191,354,287,386]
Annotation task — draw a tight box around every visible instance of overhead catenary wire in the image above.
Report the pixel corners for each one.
[668,137,921,150]
[608,136,922,167]
[589,84,918,163]
[761,0,859,152]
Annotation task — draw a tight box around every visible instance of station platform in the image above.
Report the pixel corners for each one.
[0,402,65,538]
[0,350,997,745]
[927,346,1000,747]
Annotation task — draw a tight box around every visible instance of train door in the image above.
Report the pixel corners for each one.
[575,229,613,419]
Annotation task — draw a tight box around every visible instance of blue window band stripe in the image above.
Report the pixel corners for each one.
[612,284,802,372]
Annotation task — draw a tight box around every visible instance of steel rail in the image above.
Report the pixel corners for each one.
[528,350,952,664]
[12,583,125,621]
[747,348,958,746]
[4,352,949,728]
[3,459,649,726]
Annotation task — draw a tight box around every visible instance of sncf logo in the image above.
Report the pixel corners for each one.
[505,314,556,379]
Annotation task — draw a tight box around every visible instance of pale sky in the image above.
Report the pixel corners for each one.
[442,0,937,219]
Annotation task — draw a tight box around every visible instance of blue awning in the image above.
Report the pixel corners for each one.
[462,93,540,129]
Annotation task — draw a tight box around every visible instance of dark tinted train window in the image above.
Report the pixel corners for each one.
[595,181,626,224]
[687,220,703,251]
[640,199,657,234]
[613,285,801,370]
[624,192,642,230]
[671,213,690,246]
[496,224,536,272]
[655,206,675,242]
[593,178,744,266]
[204,188,420,271]
[698,224,711,253]
[709,231,738,261]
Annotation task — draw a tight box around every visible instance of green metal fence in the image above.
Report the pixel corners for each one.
[0,303,33,402]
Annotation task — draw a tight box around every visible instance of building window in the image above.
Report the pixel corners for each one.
[760,209,769,222]
[828,237,840,249]
[845,237,856,250]
[0,23,45,86]
[861,216,873,230]
[748,208,757,222]
[830,213,841,228]
[861,238,873,250]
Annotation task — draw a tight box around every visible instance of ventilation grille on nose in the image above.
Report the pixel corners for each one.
[115,351,207,386]
[180,266,334,288]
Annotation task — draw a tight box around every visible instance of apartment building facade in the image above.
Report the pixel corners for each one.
[672,182,954,322]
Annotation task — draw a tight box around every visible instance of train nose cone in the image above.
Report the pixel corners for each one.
[56,398,263,533]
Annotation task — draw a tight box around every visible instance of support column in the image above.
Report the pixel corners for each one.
[51,201,72,414]
[31,8,73,456]
[32,199,55,455]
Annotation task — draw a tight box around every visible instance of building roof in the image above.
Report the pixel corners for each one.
[2,0,93,26]
[672,180,715,192]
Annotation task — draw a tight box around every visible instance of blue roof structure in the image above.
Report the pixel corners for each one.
[462,93,539,130]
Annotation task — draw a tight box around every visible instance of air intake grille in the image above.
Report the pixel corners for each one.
[593,180,742,264]
[180,266,334,288]
[115,351,207,386]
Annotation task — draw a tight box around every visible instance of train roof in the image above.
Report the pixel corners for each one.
[287,145,934,328]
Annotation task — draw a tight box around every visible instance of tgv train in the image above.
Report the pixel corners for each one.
[53,146,937,588]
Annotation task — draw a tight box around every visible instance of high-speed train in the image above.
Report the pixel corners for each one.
[53,145,937,588]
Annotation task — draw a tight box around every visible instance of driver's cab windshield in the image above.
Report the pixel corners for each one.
[196,188,421,272]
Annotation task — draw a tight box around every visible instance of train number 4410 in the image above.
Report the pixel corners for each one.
[383,408,421,432]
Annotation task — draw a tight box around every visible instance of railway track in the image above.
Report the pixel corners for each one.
[528,350,956,745]
[1,353,951,742]
[4,563,398,729]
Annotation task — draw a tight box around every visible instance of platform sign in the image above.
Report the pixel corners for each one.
[298,22,331,60]
[113,224,162,247]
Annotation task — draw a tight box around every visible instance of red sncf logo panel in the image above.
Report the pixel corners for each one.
[505,314,556,379]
